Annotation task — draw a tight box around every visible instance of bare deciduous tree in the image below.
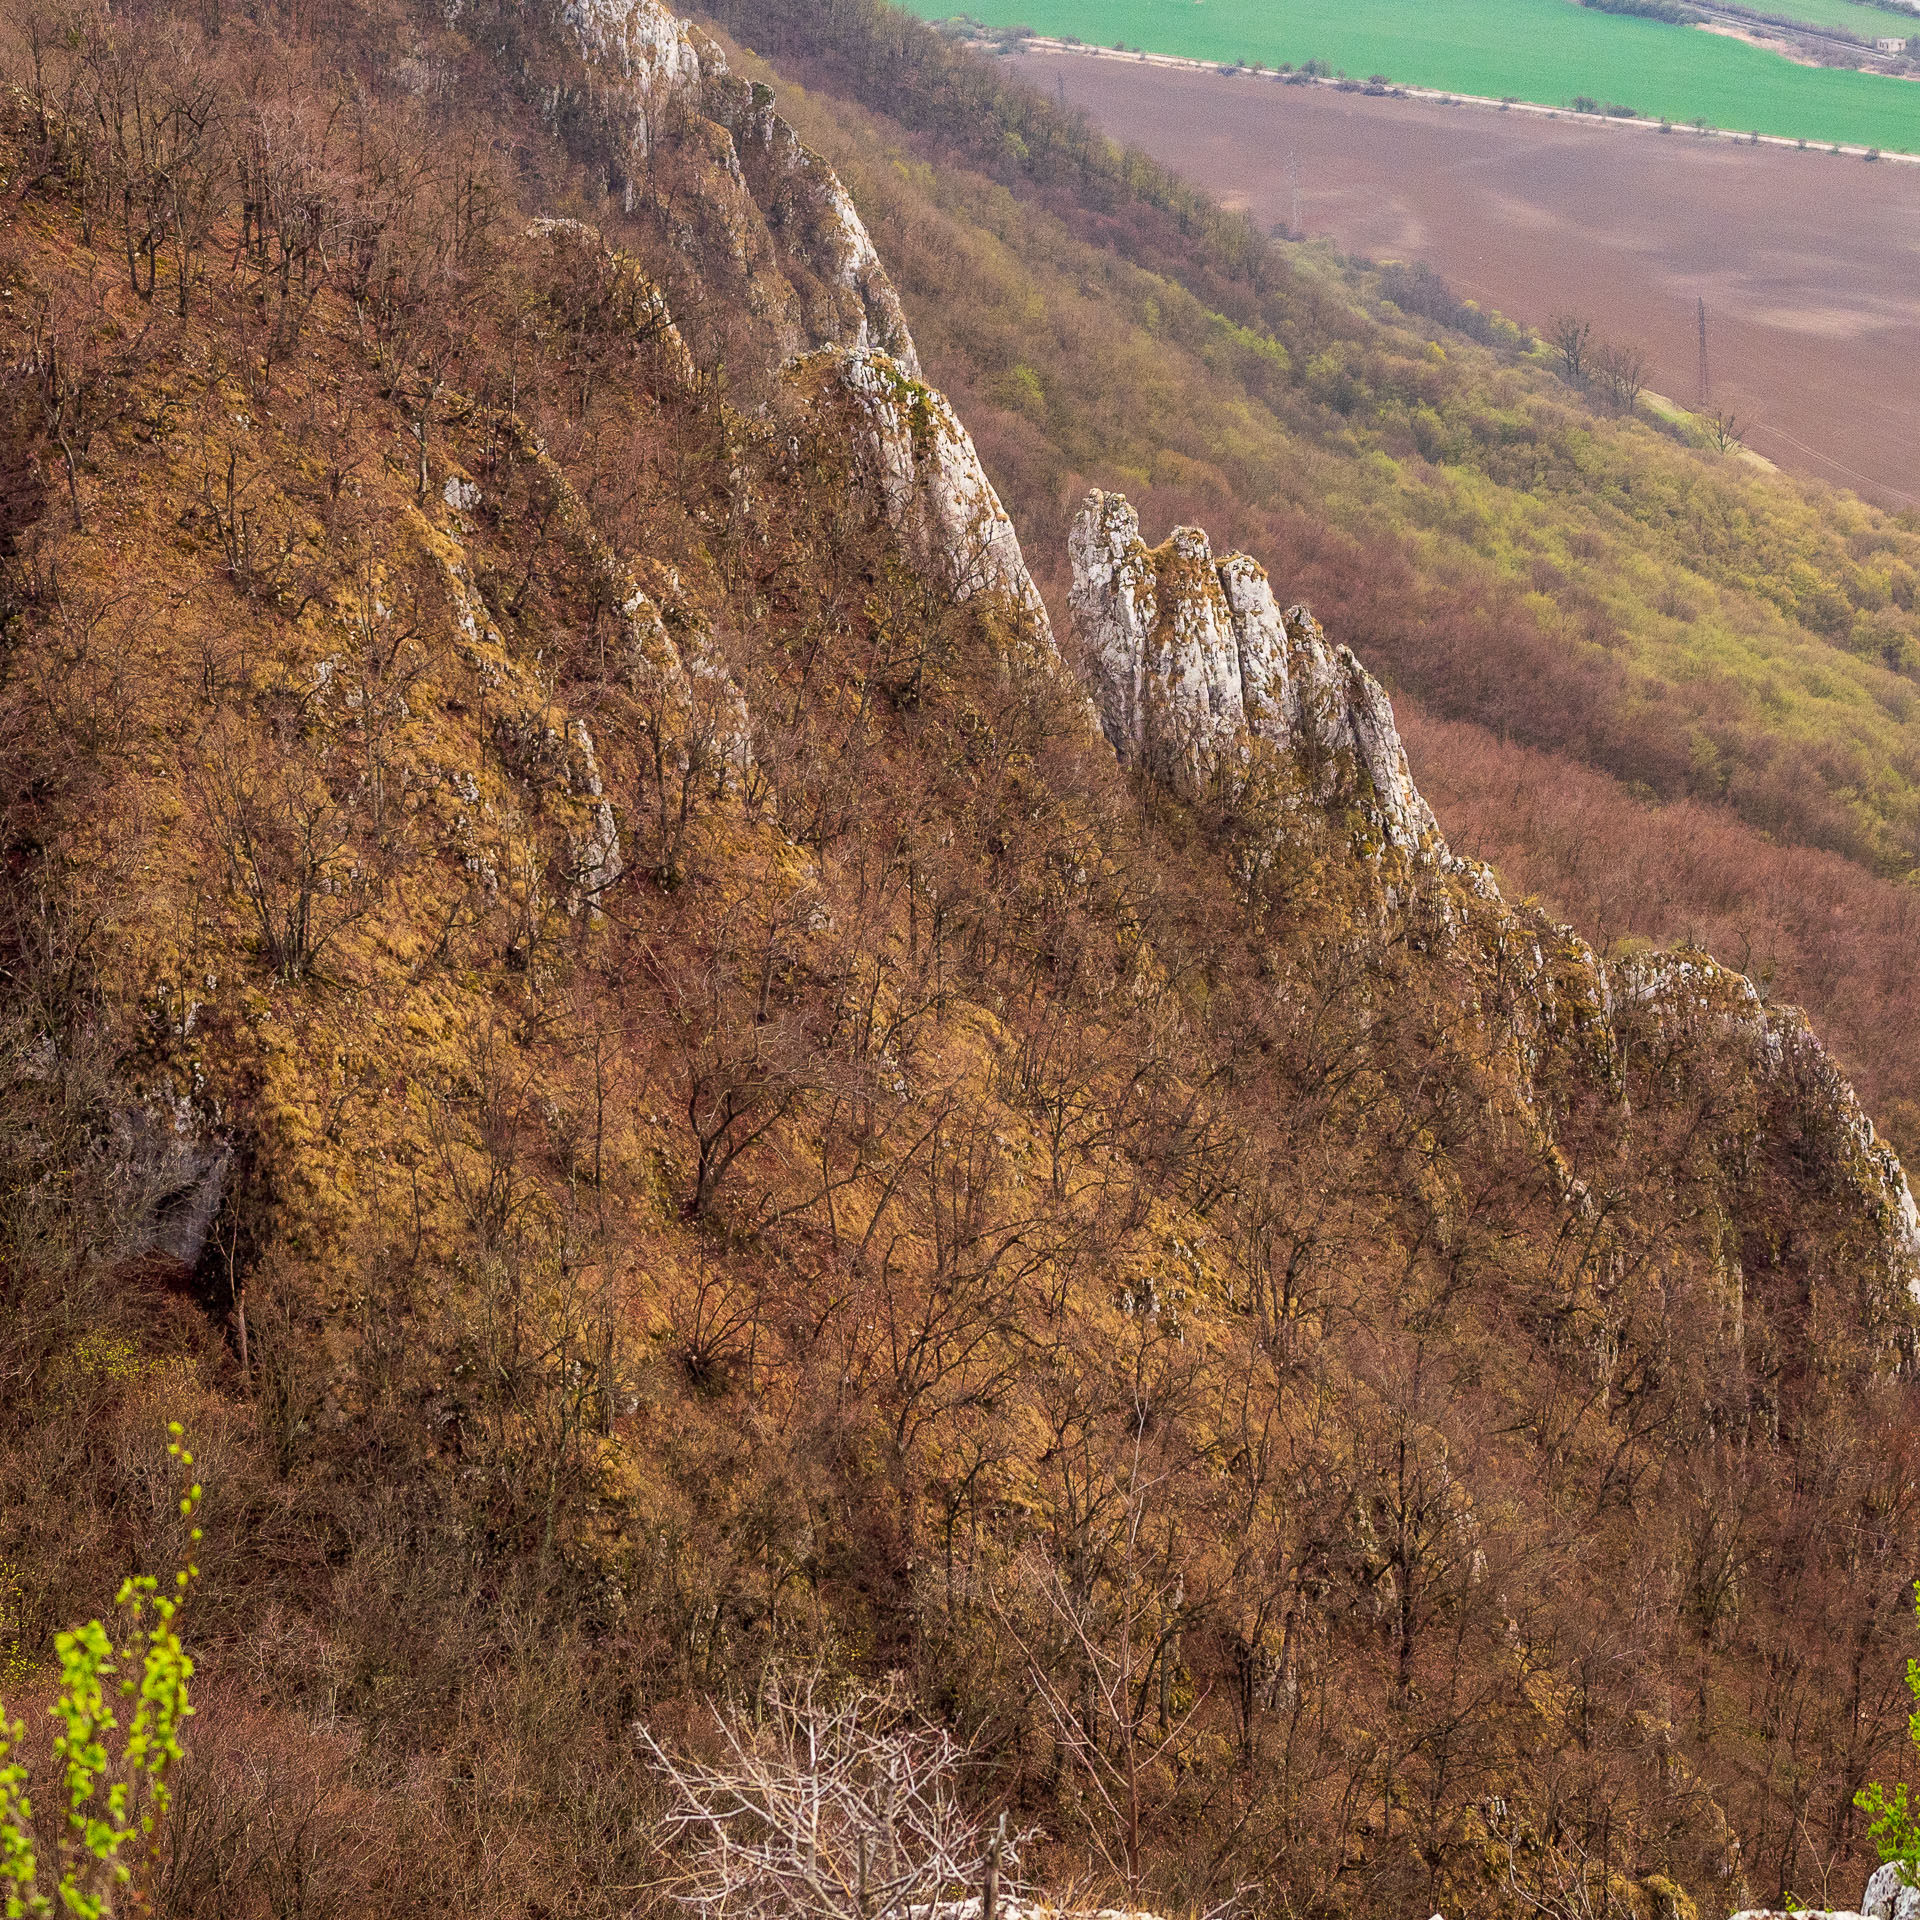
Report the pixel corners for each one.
[1591,340,1647,414]
[21,268,143,531]
[1486,1796,1623,1920]
[637,1672,1023,1920]
[194,718,371,984]
[990,1351,1203,1903]
[1549,312,1592,384]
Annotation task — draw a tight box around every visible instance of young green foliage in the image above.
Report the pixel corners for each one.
[1856,1580,1920,1887]
[0,1424,202,1920]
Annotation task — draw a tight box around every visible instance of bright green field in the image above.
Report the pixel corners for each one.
[920,0,1920,149]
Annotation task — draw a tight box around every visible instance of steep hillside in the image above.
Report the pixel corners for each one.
[685,0,1920,1159]
[2,2,1920,1919]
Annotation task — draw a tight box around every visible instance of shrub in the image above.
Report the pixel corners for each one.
[0,1428,201,1920]
[1858,1584,1920,1880]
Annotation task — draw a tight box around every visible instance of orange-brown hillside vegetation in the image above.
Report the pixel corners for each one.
[693,0,1920,1172]
[2,0,1920,1916]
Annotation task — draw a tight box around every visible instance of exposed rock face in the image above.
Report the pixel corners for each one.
[536,0,1920,1325]
[569,720,624,913]
[1068,489,1440,852]
[1742,1911,1870,1920]
[1619,950,1920,1299]
[550,0,917,375]
[1862,1863,1920,1920]
[792,348,1053,635]
[727,80,920,376]
[562,0,705,93]
[537,0,1061,636]
[1066,486,1920,1312]
[1735,1864,1920,1920]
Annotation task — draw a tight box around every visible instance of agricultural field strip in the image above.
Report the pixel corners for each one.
[1729,0,1920,36]
[1004,44,1920,504]
[1697,6,1905,67]
[1003,36,1920,161]
[1729,0,1920,37]
[927,0,1920,151]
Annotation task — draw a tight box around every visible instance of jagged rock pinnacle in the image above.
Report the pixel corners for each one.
[793,348,1052,635]
[1068,488,1441,854]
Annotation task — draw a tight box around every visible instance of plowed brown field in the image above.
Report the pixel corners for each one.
[1009,48,1920,507]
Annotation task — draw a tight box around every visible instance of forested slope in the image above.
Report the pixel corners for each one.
[2,0,1920,1916]
[693,0,1920,1155]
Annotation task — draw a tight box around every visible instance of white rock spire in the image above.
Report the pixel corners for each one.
[1068,489,1441,854]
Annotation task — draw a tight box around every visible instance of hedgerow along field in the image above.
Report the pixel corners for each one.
[1756,0,1920,33]
[919,0,1920,150]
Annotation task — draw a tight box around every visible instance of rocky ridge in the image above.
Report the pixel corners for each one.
[788,347,1054,633]
[7,0,1920,1905]
[42,0,1918,1354]
[527,0,1920,1320]
[1064,488,1920,1308]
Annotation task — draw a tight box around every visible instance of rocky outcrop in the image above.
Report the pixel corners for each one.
[531,0,1061,636]
[549,0,917,375]
[1068,489,1440,853]
[537,0,1920,1319]
[1863,1863,1920,1920]
[792,348,1052,635]
[569,720,624,912]
[726,80,920,376]
[562,0,704,90]
[1619,949,1920,1300]
[531,0,1061,634]
[1066,486,1920,1314]
[1735,1863,1920,1920]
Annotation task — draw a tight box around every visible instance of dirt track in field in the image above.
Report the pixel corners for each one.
[1008,48,1920,508]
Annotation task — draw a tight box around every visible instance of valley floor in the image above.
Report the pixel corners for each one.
[1006,45,1920,508]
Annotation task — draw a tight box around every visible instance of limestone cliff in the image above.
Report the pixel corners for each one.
[1067,487,1920,1313]
[1068,490,1439,853]
[550,0,918,374]
[790,348,1053,635]
[539,0,1050,639]
[529,0,1920,1327]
